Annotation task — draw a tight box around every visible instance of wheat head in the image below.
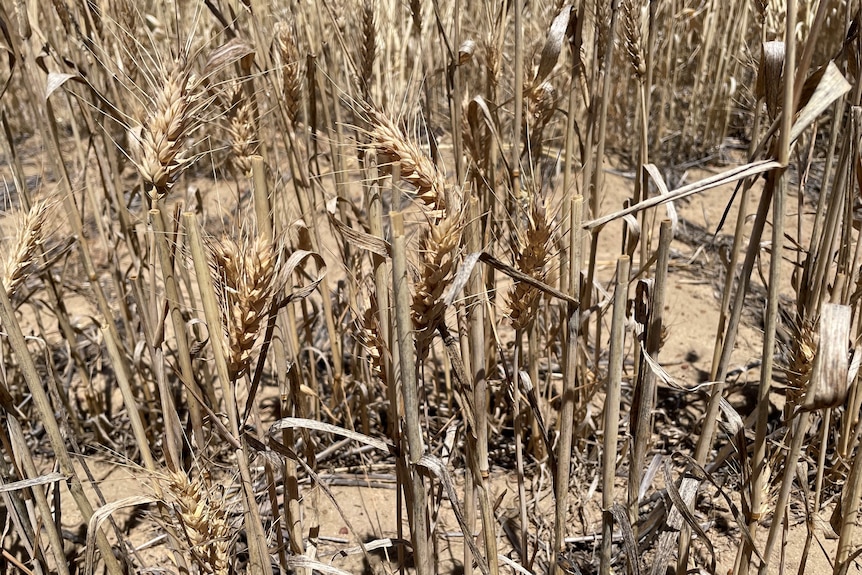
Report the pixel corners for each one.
[208,232,283,380]
[358,0,377,101]
[507,198,551,332]
[2,201,48,301]
[622,0,646,80]
[365,110,447,215]
[225,82,258,174]
[135,59,200,201]
[274,20,304,124]
[165,470,232,575]
[413,209,463,355]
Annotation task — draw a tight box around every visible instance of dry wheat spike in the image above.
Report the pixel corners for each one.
[2,201,48,301]
[208,232,284,380]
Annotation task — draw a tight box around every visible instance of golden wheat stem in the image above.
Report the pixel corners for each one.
[755,10,799,572]
[464,195,485,573]
[511,338,529,560]
[554,195,583,575]
[364,151,394,431]
[511,0,523,209]
[560,8,585,296]
[151,208,205,448]
[758,412,811,575]
[102,324,156,472]
[391,211,431,575]
[600,256,630,575]
[584,1,620,379]
[185,214,233,425]
[251,149,293,571]
[32,82,131,398]
[628,219,672,531]
[6,415,71,575]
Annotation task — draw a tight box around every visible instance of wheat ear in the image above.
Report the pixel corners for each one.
[165,471,232,575]
[274,20,304,124]
[357,295,387,383]
[225,81,258,174]
[621,0,646,80]
[358,0,377,101]
[135,59,199,201]
[208,232,283,380]
[365,110,447,215]
[2,201,48,301]
[507,198,551,331]
[413,209,463,355]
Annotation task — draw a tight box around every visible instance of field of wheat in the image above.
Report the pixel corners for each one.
[0,0,860,574]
